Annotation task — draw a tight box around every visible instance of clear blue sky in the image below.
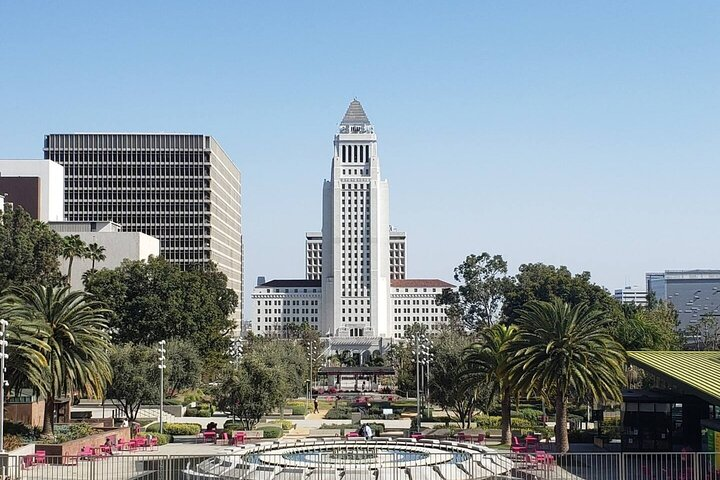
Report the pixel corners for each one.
[1,1,719,314]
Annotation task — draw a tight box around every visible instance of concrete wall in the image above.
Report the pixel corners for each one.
[5,400,45,428]
[0,159,64,221]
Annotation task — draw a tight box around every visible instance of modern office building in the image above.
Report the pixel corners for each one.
[646,270,720,328]
[613,286,648,307]
[253,101,454,349]
[0,159,64,221]
[44,134,243,326]
[49,221,160,291]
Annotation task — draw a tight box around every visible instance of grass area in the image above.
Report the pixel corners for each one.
[287,399,335,410]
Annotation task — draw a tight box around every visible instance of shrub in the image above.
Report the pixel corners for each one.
[272,420,294,431]
[53,423,100,443]
[257,425,283,438]
[185,408,198,417]
[138,432,172,445]
[325,407,352,420]
[3,435,24,451]
[473,415,533,430]
[291,405,307,416]
[518,408,543,422]
[147,423,201,435]
[197,409,212,417]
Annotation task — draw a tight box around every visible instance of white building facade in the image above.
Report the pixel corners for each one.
[252,101,454,351]
[0,159,65,221]
[613,286,648,306]
[49,221,160,291]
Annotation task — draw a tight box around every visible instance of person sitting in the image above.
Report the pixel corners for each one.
[362,424,373,439]
[103,438,114,455]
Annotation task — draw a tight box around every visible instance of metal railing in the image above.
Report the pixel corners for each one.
[6,451,720,480]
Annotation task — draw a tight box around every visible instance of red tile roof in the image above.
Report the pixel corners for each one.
[391,279,454,288]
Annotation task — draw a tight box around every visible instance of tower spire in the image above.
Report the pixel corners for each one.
[340,99,371,126]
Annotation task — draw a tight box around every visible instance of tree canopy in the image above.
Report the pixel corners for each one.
[437,253,512,330]
[107,344,160,422]
[0,207,64,292]
[84,256,238,359]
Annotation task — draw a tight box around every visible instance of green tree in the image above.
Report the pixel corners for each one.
[502,263,618,321]
[614,302,681,351]
[437,253,512,330]
[507,299,626,453]
[429,329,490,428]
[61,235,88,285]
[86,243,106,272]
[11,285,112,436]
[463,324,518,444]
[0,207,64,291]
[106,344,160,422]
[166,339,203,397]
[686,313,720,350]
[213,357,286,429]
[84,257,238,361]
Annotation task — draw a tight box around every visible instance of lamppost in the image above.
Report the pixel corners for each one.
[413,333,421,432]
[158,340,166,435]
[421,338,433,410]
[0,319,8,453]
[306,342,316,413]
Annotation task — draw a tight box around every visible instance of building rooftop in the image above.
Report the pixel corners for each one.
[340,100,371,126]
[258,279,321,288]
[627,351,720,405]
[391,279,454,288]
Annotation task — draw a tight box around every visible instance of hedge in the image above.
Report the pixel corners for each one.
[291,405,307,416]
[257,425,283,438]
[473,415,533,429]
[147,423,201,435]
[138,433,172,445]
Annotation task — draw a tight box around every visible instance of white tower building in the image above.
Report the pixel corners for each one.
[321,101,391,339]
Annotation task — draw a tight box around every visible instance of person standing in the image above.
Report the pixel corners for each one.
[313,397,319,414]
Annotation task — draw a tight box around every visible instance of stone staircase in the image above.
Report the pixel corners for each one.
[136,408,179,423]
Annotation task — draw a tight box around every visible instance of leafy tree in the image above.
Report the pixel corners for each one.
[84,257,238,361]
[213,357,286,429]
[0,207,64,291]
[614,302,681,351]
[86,243,106,272]
[429,329,490,428]
[686,313,720,350]
[437,253,512,330]
[502,263,618,321]
[106,344,160,422]
[507,299,626,453]
[166,339,203,397]
[62,235,88,285]
[463,324,518,444]
[11,285,112,436]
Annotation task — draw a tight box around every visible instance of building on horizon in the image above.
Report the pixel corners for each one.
[49,221,160,291]
[646,270,720,328]
[0,159,64,221]
[613,285,648,307]
[252,101,453,353]
[44,134,243,327]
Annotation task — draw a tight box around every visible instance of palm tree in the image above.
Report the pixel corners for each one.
[12,285,112,437]
[463,324,517,444]
[62,235,88,285]
[86,243,106,272]
[0,292,49,392]
[507,299,626,453]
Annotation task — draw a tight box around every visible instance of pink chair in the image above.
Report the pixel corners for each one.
[346,432,360,439]
[22,456,34,469]
[476,433,486,445]
[34,450,46,464]
[511,436,527,454]
[234,431,246,445]
[78,446,97,461]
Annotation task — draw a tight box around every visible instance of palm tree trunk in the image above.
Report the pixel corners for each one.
[42,395,55,436]
[500,385,512,444]
[555,395,569,453]
[67,258,74,285]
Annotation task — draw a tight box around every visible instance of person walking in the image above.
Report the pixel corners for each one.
[313,397,319,414]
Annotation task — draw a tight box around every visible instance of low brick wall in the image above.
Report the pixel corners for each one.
[35,426,130,462]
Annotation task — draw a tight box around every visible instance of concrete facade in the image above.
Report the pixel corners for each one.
[44,134,243,327]
[613,285,649,307]
[0,159,64,221]
[49,221,160,291]
[647,270,720,328]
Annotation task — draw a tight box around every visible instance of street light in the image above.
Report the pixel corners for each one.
[158,340,166,435]
[230,337,243,369]
[306,342,316,413]
[0,319,8,453]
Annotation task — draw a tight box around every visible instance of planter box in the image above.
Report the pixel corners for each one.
[35,427,131,463]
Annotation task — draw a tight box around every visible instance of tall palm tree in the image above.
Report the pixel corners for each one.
[507,299,626,453]
[62,235,88,285]
[0,292,49,392]
[12,285,112,436]
[463,324,517,444]
[86,243,106,272]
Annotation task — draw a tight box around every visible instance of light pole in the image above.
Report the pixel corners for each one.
[306,342,316,413]
[0,319,8,453]
[414,334,420,432]
[421,339,433,410]
[230,337,243,369]
[158,340,166,435]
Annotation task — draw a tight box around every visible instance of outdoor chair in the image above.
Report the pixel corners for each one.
[217,432,230,445]
[476,433,486,445]
[233,431,246,445]
[34,450,46,464]
[511,437,527,454]
[78,446,97,461]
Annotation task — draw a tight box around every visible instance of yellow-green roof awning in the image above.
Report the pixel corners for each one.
[627,351,720,405]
